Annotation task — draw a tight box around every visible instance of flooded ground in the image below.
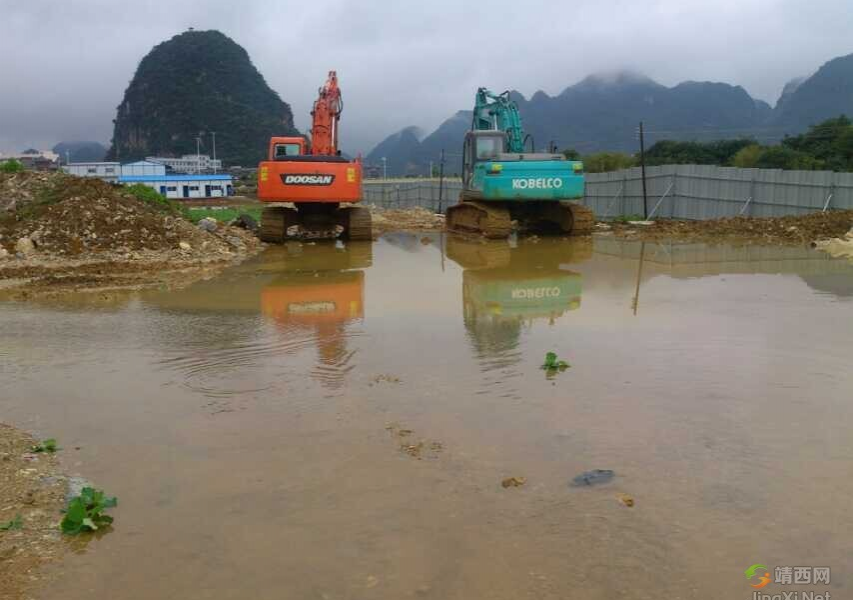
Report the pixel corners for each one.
[2,234,853,600]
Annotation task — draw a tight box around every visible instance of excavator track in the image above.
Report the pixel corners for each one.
[259,206,299,243]
[446,200,512,239]
[338,206,373,241]
[563,203,595,235]
[517,201,595,236]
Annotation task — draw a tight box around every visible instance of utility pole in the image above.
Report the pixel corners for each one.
[437,149,446,213]
[211,131,217,174]
[638,121,648,219]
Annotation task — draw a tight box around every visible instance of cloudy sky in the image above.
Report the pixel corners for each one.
[0,0,850,156]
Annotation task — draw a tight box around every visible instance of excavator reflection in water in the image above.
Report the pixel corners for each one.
[259,242,370,390]
[145,241,371,394]
[446,236,591,361]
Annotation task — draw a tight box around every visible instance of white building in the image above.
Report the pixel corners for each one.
[146,155,222,174]
[118,174,234,199]
[63,162,121,181]
[121,160,167,177]
[63,161,165,181]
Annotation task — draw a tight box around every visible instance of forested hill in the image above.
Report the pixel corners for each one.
[106,30,298,166]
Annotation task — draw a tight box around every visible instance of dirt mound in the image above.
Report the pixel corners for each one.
[0,172,263,297]
[0,172,250,257]
[606,210,853,246]
[370,206,445,233]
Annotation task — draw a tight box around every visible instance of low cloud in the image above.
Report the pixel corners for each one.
[0,0,850,156]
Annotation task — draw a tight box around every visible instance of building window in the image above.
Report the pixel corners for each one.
[167,186,177,192]
[87,168,96,174]
[189,186,199,191]
[105,168,115,174]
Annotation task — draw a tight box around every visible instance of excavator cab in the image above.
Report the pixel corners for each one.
[270,138,306,159]
[462,130,506,189]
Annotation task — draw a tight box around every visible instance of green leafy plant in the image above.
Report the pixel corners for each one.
[60,487,117,535]
[32,438,58,453]
[0,514,23,531]
[0,159,24,173]
[541,352,570,373]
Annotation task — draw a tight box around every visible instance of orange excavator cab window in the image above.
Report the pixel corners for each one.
[274,143,302,159]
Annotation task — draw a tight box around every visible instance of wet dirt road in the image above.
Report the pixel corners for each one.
[2,234,853,599]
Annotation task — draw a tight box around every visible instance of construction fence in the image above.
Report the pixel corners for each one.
[363,165,853,219]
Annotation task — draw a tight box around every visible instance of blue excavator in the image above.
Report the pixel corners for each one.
[446,88,594,238]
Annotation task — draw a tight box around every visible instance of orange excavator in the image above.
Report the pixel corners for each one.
[258,71,371,241]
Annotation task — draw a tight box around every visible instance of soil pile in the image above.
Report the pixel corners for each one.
[370,206,445,233]
[0,424,70,600]
[0,172,263,296]
[605,210,853,245]
[0,172,254,257]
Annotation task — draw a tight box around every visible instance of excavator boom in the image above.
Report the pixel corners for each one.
[310,71,342,156]
[473,88,526,153]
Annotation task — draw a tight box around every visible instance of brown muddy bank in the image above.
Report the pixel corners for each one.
[0,424,72,600]
[602,209,853,246]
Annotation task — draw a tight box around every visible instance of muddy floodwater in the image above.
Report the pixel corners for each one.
[3,234,853,599]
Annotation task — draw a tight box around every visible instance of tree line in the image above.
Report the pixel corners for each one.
[563,116,853,173]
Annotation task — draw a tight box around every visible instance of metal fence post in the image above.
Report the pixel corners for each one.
[647,177,674,220]
[822,182,835,212]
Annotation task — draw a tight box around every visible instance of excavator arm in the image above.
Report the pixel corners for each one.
[472,88,526,153]
[310,70,343,156]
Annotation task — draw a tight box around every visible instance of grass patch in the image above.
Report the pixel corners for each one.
[185,206,262,225]
[123,184,190,219]
[0,515,23,531]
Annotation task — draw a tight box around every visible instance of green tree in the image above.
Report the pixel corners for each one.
[755,146,822,170]
[645,139,755,166]
[0,159,23,173]
[583,152,635,173]
[730,144,763,168]
[562,148,581,161]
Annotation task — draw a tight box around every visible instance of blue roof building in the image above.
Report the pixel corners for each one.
[119,174,234,199]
